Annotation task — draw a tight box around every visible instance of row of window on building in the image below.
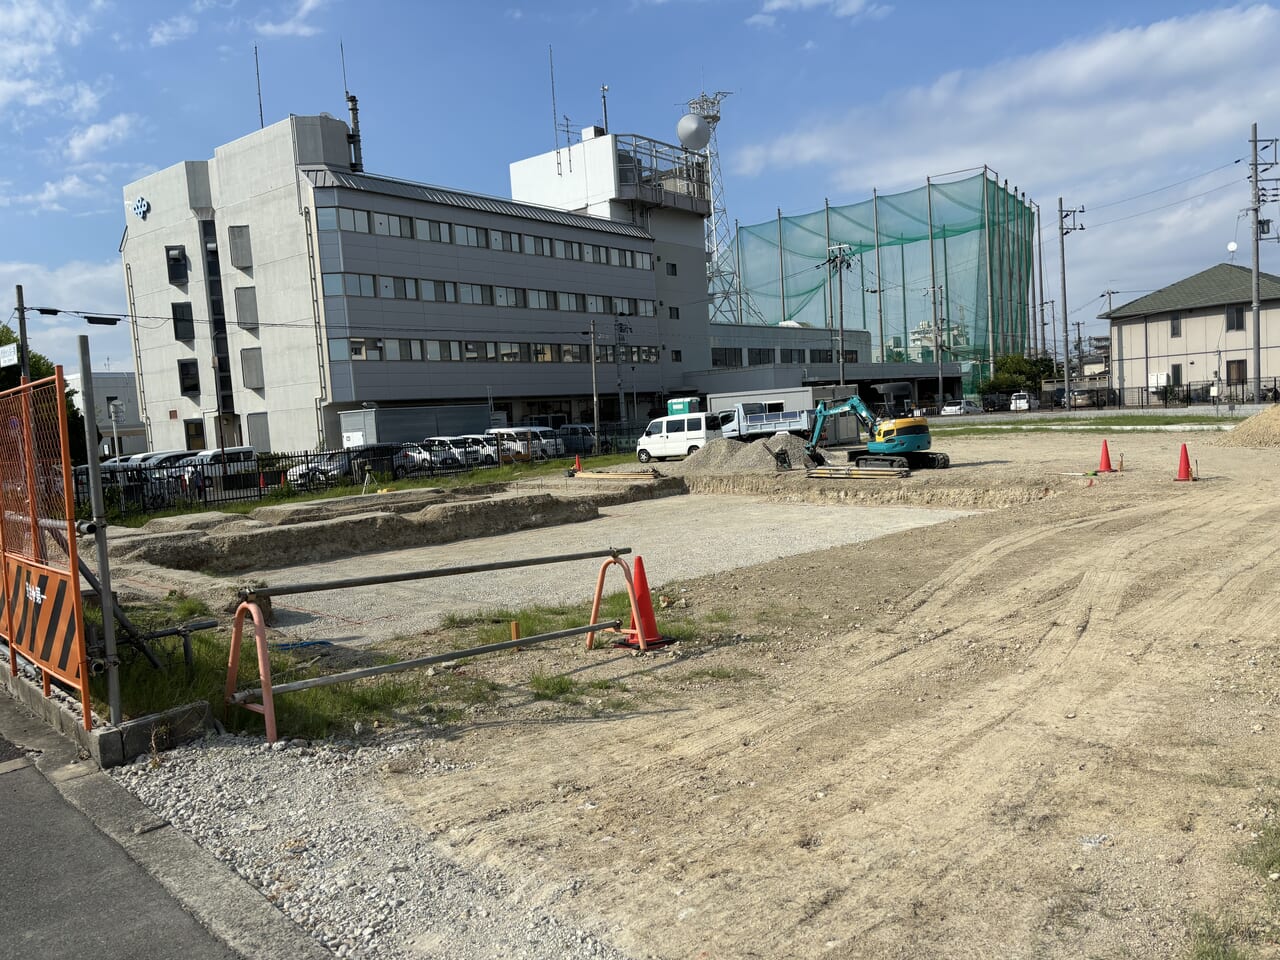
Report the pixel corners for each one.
[711,347,858,368]
[315,207,658,273]
[327,337,663,365]
[321,272,665,318]
[1168,308,1246,338]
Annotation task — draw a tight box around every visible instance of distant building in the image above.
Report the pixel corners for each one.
[64,371,144,457]
[1103,263,1280,401]
[120,113,857,452]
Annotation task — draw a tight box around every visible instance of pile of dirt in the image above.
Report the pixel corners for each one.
[663,434,815,477]
[1217,404,1280,446]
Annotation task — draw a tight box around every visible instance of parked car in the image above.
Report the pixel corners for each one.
[459,433,516,465]
[388,442,432,478]
[425,436,481,466]
[981,393,1011,413]
[940,399,982,416]
[349,442,409,478]
[1069,389,1098,409]
[420,438,463,468]
[556,423,597,456]
[179,446,259,483]
[517,425,565,457]
[485,427,548,460]
[1010,392,1040,411]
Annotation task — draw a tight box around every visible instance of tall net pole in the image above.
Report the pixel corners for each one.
[688,91,737,324]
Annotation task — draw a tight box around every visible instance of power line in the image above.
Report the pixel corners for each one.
[1088,178,1243,230]
[1087,158,1245,211]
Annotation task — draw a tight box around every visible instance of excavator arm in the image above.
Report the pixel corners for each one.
[806,395,879,458]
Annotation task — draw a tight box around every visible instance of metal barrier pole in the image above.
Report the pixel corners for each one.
[241,547,632,600]
[230,619,622,704]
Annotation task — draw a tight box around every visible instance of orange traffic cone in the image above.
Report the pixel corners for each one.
[631,556,663,650]
[574,454,583,472]
[1175,443,1194,482]
[1097,440,1116,473]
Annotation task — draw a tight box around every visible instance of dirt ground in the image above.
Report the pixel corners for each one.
[361,429,1280,960]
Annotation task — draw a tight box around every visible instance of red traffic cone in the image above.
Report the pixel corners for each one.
[1097,440,1116,473]
[1175,443,1193,482]
[631,556,662,650]
[574,454,583,472]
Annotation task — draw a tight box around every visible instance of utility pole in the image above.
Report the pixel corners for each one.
[1252,122,1263,402]
[615,314,630,423]
[824,244,853,387]
[14,284,30,381]
[1059,198,1084,400]
[1103,289,1118,313]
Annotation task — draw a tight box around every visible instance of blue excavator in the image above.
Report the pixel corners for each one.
[805,384,950,470]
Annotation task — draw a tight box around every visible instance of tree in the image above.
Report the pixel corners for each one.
[0,324,90,464]
[976,354,1056,396]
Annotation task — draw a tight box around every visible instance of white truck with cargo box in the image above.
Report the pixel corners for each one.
[716,402,815,441]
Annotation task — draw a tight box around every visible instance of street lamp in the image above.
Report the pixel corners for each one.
[107,398,124,456]
[581,319,600,450]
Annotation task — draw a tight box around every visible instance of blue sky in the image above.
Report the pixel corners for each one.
[2,0,1278,374]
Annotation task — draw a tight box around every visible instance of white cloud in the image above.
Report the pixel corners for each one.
[0,259,129,373]
[257,0,326,37]
[149,15,197,46]
[733,5,1280,194]
[0,1,93,113]
[9,175,96,211]
[749,0,889,24]
[66,114,138,163]
[729,5,1280,339]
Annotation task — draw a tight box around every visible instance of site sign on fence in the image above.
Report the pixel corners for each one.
[0,370,91,728]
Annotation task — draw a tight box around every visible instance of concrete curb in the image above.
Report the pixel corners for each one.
[0,654,216,768]
[0,691,329,960]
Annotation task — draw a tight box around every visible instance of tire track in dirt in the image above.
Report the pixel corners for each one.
[387,450,1280,960]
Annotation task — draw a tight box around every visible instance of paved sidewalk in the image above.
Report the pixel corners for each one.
[0,691,329,960]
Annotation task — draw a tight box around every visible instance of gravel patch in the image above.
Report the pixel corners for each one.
[1216,403,1280,446]
[112,734,635,960]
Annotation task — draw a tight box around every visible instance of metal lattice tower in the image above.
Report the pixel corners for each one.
[687,91,737,324]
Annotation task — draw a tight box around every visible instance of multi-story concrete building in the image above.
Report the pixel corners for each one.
[120,112,869,452]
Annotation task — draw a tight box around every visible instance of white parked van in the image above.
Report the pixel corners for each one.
[1010,391,1040,411]
[636,413,721,463]
[180,446,259,481]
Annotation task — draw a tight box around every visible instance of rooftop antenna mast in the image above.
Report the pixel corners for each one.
[558,115,576,172]
[600,83,609,133]
[254,45,264,128]
[340,42,363,172]
[549,46,562,176]
[681,90,736,323]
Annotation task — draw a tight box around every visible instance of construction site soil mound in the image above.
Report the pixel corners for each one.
[660,434,816,477]
[1215,402,1280,446]
[114,494,600,574]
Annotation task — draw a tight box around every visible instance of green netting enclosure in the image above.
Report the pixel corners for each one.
[727,170,1039,391]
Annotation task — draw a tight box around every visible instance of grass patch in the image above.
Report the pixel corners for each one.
[86,590,507,740]
[1186,916,1251,960]
[931,413,1245,439]
[1240,816,1280,878]
[530,672,583,703]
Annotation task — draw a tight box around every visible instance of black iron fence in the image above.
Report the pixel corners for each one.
[1037,378,1280,410]
[73,427,643,520]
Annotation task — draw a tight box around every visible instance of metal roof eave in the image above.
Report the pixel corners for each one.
[302,167,653,241]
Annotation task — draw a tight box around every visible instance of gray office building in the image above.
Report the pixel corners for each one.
[120,112,858,452]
